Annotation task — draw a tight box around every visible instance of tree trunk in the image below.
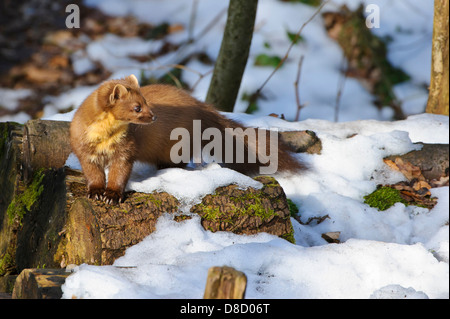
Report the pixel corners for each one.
[426,0,449,115]
[206,0,258,112]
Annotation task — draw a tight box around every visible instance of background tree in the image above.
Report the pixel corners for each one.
[426,0,449,115]
[206,0,259,112]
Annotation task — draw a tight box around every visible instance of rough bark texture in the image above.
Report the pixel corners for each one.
[0,122,23,276]
[59,168,181,266]
[206,0,258,112]
[426,0,449,115]
[192,176,295,244]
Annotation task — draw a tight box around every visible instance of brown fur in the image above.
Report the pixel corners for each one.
[70,75,304,204]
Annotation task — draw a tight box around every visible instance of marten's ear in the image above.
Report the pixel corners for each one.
[126,74,140,87]
[109,84,128,104]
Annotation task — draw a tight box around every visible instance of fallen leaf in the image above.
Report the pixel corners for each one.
[49,55,69,69]
[168,24,185,34]
[24,65,63,83]
[394,158,425,181]
[383,158,399,171]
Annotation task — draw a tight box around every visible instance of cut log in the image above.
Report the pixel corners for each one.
[203,266,247,299]
[22,120,71,182]
[11,268,70,299]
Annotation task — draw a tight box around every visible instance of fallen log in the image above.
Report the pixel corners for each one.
[384,143,449,181]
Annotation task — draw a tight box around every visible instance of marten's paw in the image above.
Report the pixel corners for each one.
[87,187,105,201]
[103,188,124,205]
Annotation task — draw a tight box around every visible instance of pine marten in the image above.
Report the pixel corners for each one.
[70,75,304,204]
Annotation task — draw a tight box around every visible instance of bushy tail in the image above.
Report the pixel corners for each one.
[214,116,306,176]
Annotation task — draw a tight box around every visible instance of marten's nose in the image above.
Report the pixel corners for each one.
[136,108,156,124]
[149,109,156,122]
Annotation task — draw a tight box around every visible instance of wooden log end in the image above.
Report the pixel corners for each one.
[203,266,247,299]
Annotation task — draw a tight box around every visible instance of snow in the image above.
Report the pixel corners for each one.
[62,215,448,299]
[0,88,33,123]
[60,110,449,299]
[0,0,447,299]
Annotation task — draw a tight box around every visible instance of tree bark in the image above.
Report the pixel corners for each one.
[206,0,258,112]
[426,0,449,115]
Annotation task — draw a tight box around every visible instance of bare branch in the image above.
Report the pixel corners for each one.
[294,55,305,121]
[334,53,348,122]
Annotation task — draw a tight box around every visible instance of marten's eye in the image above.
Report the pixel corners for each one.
[134,105,142,113]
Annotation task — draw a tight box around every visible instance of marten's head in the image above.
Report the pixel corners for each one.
[102,75,156,125]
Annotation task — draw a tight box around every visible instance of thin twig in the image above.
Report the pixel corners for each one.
[165,63,213,91]
[188,0,199,43]
[294,55,305,121]
[141,63,213,91]
[334,53,348,122]
[148,57,184,89]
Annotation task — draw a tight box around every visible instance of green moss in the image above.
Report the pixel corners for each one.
[0,123,8,159]
[0,252,13,276]
[148,194,162,207]
[287,198,299,217]
[200,190,275,223]
[364,186,409,211]
[199,204,228,222]
[6,169,45,225]
[281,223,296,244]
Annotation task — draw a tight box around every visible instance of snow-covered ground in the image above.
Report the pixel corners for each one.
[61,112,449,299]
[1,0,447,299]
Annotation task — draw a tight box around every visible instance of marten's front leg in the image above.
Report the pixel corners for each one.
[79,158,106,200]
[104,157,133,204]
